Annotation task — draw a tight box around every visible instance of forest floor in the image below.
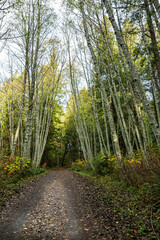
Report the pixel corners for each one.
[0,168,159,240]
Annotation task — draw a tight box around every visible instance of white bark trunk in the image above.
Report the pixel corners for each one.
[103,0,160,145]
[80,1,122,164]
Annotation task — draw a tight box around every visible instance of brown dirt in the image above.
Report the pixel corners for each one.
[0,168,138,240]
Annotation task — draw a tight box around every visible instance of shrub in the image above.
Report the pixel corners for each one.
[70,159,89,172]
[93,153,108,175]
[3,156,31,176]
[93,153,120,176]
[123,148,160,186]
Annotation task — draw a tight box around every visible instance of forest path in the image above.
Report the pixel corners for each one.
[0,169,89,240]
[0,168,136,240]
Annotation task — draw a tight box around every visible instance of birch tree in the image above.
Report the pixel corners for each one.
[103,0,160,146]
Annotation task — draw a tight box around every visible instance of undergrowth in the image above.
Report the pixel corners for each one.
[0,156,48,209]
[70,151,160,239]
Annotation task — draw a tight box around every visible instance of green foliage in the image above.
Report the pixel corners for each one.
[93,153,120,176]
[62,97,82,164]
[0,154,46,179]
[93,153,108,175]
[0,155,31,175]
[70,159,91,172]
[149,176,160,213]
[42,103,64,167]
[24,167,46,177]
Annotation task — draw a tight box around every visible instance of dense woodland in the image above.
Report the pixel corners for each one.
[0,0,160,238]
[0,0,160,186]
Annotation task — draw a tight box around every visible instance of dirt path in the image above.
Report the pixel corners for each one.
[0,168,138,240]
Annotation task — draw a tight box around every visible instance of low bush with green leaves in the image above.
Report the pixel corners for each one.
[24,167,46,176]
[93,153,120,176]
[93,153,108,175]
[70,159,91,172]
[0,155,31,176]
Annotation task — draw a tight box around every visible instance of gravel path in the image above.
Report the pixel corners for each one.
[0,169,89,240]
[0,168,140,240]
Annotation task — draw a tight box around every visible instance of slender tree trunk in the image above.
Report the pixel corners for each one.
[80,1,122,164]
[103,0,160,145]
[149,0,160,34]
[144,0,160,84]
[152,0,160,17]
